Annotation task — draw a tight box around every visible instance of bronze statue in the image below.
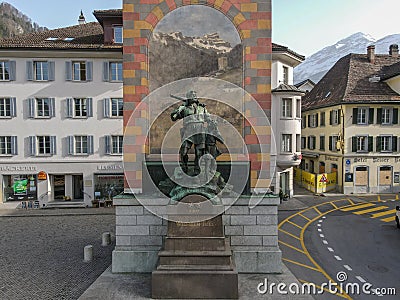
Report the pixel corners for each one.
[170,91,223,176]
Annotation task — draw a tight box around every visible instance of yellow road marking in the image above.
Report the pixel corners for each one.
[381,216,396,223]
[314,207,322,215]
[279,229,301,240]
[396,194,399,200]
[330,202,339,209]
[347,198,355,205]
[298,213,311,221]
[340,203,375,211]
[287,220,303,229]
[353,206,388,215]
[298,279,351,299]
[278,240,306,254]
[378,195,381,202]
[371,209,397,218]
[282,258,321,272]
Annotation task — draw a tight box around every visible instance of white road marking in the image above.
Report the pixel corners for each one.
[391,200,396,202]
[334,255,342,261]
[317,224,322,227]
[327,247,334,252]
[318,229,322,232]
[319,220,323,223]
[319,234,325,238]
[356,276,366,283]
[344,265,352,271]
[322,240,328,245]
[322,216,326,219]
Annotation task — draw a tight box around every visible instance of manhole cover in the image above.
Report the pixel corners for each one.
[367,265,389,273]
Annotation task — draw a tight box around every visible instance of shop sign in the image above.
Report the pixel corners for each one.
[38,171,47,180]
[97,164,123,171]
[394,172,400,184]
[13,177,28,195]
[345,173,353,182]
[0,165,37,172]
[326,156,339,162]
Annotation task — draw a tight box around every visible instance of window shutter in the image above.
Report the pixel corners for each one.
[392,136,398,152]
[307,115,311,127]
[10,97,17,117]
[67,136,74,155]
[29,136,36,156]
[368,136,373,152]
[392,108,398,124]
[50,136,56,155]
[337,109,341,124]
[315,114,319,127]
[377,108,382,124]
[329,136,333,151]
[65,61,72,81]
[103,62,109,81]
[307,136,310,149]
[376,136,381,152]
[86,61,93,81]
[105,135,111,154]
[11,136,17,155]
[329,110,333,125]
[103,98,110,118]
[9,61,16,81]
[88,135,94,154]
[66,98,73,118]
[352,136,357,152]
[48,61,55,81]
[368,108,374,124]
[26,61,33,81]
[352,108,357,124]
[49,98,56,117]
[86,98,93,117]
[28,98,35,118]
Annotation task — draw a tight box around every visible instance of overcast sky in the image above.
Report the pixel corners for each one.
[2,0,399,56]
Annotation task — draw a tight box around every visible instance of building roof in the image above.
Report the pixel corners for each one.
[272,83,305,94]
[381,61,400,81]
[294,79,315,88]
[302,53,400,111]
[0,22,121,51]
[272,43,305,61]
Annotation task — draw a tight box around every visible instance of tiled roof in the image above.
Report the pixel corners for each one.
[272,43,305,61]
[0,22,121,50]
[302,54,400,111]
[93,9,122,16]
[381,61,400,80]
[272,83,305,94]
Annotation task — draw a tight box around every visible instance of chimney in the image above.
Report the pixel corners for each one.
[367,45,375,63]
[389,44,399,58]
[78,10,86,25]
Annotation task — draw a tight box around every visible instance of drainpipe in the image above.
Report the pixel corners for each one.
[341,105,345,193]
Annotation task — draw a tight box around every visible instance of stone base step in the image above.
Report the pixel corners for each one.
[157,264,234,271]
[152,270,238,299]
[164,237,226,251]
[44,202,86,209]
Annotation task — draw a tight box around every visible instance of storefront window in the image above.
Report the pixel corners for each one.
[3,174,37,201]
[93,174,124,200]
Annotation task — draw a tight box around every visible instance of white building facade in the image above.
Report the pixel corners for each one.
[0,12,123,206]
[270,44,305,197]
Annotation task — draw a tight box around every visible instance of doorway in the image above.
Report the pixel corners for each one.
[354,166,368,193]
[378,166,392,193]
[73,175,84,200]
[53,175,65,200]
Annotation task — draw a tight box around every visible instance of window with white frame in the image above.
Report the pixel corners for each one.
[330,109,341,125]
[65,61,93,81]
[281,134,292,152]
[283,66,289,84]
[329,135,340,151]
[308,136,316,150]
[27,61,54,81]
[68,135,94,155]
[0,97,16,118]
[357,107,367,124]
[105,135,123,155]
[351,135,371,152]
[296,134,301,152]
[320,112,326,126]
[0,61,15,81]
[0,136,17,155]
[381,108,391,124]
[282,98,292,118]
[301,137,306,149]
[113,26,123,43]
[301,115,307,128]
[296,99,301,118]
[104,98,123,118]
[28,98,55,118]
[309,113,318,128]
[29,136,56,156]
[103,62,123,82]
[377,135,397,152]
[66,98,92,118]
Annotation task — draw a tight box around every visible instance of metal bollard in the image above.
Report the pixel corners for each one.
[84,245,93,262]
[102,232,111,246]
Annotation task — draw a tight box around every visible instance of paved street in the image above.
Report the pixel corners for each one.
[0,208,115,300]
[279,191,400,299]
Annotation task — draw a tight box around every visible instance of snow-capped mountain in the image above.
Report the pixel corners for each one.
[152,31,232,54]
[294,32,400,84]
